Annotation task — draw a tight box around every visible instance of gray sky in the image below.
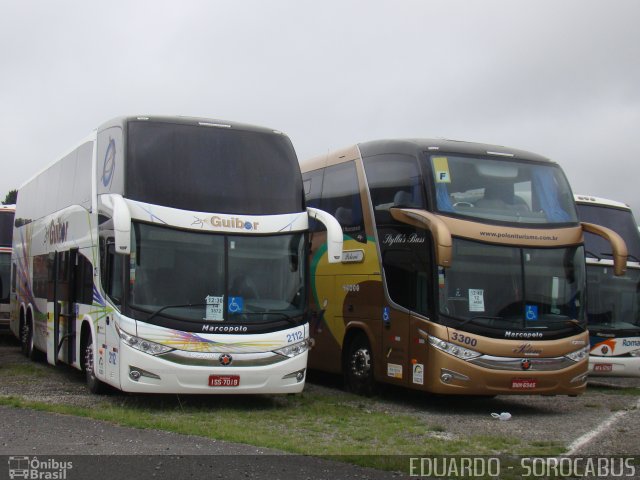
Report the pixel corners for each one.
[1,0,639,216]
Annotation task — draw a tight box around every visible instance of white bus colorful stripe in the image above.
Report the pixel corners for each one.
[10,116,342,394]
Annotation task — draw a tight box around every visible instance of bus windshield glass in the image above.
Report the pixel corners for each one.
[0,211,12,247]
[586,265,640,333]
[126,121,304,215]
[0,253,10,303]
[128,222,306,326]
[428,155,578,225]
[439,239,586,331]
[577,204,640,260]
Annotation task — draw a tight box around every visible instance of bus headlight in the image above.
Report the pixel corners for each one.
[274,340,309,358]
[427,334,482,361]
[565,345,590,362]
[116,325,173,355]
[629,349,640,357]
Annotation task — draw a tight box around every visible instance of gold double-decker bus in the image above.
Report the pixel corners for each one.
[301,139,626,396]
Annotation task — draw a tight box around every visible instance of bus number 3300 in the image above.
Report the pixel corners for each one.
[451,332,478,347]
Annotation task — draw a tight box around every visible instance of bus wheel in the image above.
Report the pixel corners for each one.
[83,336,106,394]
[345,334,375,396]
[20,318,33,358]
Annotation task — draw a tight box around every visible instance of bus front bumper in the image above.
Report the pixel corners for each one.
[117,342,308,394]
[589,356,640,377]
[422,349,588,396]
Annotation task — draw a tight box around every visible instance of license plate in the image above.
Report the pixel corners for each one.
[594,364,613,372]
[511,378,537,389]
[208,375,240,387]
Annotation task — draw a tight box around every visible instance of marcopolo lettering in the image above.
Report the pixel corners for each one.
[202,324,248,333]
[505,331,543,339]
[210,215,259,231]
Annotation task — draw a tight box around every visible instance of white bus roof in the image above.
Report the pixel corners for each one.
[574,194,630,210]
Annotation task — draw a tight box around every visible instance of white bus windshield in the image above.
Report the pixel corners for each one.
[128,222,306,329]
[126,121,304,215]
[577,204,640,260]
[586,266,640,333]
[0,211,12,247]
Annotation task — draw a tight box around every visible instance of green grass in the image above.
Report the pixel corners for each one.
[0,387,565,474]
[588,386,640,396]
[0,357,579,474]
[0,363,48,377]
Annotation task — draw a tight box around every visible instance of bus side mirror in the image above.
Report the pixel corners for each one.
[112,195,131,255]
[581,222,628,276]
[307,207,344,264]
[390,207,452,268]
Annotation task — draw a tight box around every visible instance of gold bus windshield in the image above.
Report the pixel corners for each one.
[439,239,586,332]
[429,155,578,225]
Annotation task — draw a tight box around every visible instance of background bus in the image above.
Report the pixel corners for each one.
[1,204,15,331]
[301,139,626,396]
[10,115,342,394]
[575,194,640,376]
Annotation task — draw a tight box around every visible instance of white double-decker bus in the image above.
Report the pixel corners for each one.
[1,204,15,331]
[10,116,342,394]
[575,194,640,376]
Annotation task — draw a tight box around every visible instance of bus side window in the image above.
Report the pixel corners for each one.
[379,226,432,316]
[75,254,95,305]
[302,169,324,232]
[101,240,123,307]
[99,216,123,308]
[319,162,365,243]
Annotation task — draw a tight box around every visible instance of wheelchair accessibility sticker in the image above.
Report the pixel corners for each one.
[228,296,244,314]
[383,306,391,327]
[525,305,539,321]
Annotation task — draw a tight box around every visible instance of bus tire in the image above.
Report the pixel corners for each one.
[83,335,106,394]
[345,333,375,396]
[21,314,43,361]
[20,316,33,357]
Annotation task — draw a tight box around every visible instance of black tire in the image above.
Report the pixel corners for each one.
[344,333,375,396]
[20,316,43,360]
[83,336,106,394]
[20,317,33,358]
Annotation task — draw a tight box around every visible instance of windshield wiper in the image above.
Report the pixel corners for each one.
[585,250,601,261]
[529,317,587,332]
[145,303,206,324]
[140,303,300,326]
[601,252,640,262]
[228,311,298,325]
[456,315,504,328]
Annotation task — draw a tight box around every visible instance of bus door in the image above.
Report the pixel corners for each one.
[378,225,432,387]
[49,249,78,366]
[379,283,411,387]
